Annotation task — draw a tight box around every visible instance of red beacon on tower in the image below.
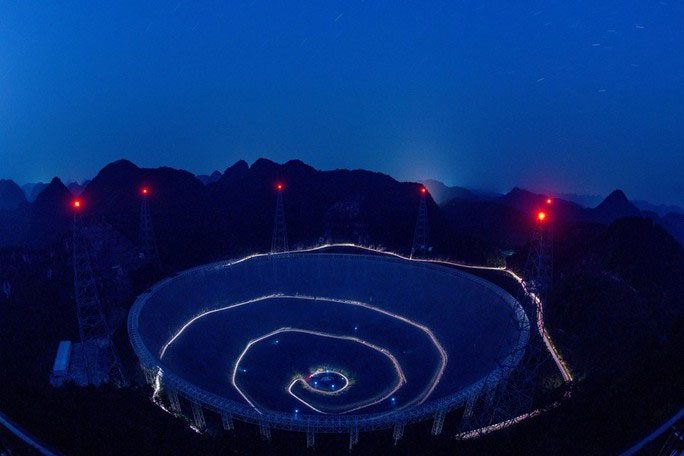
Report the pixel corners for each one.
[537,211,547,222]
[546,197,552,205]
[275,182,285,192]
[140,186,151,196]
[420,186,428,195]
[72,198,83,210]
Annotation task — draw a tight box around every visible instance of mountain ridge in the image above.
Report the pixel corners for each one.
[1,160,682,254]
[0,179,27,210]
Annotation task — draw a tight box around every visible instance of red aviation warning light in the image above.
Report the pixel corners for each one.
[72,199,83,210]
[141,186,151,196]
[420,186,427,195]
[275,183,285,191]
[546,198,552,205]
[537,211,547,222]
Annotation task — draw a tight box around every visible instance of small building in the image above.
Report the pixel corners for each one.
[50,340,72,387]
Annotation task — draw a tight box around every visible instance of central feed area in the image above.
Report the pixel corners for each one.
[129,251,529,432]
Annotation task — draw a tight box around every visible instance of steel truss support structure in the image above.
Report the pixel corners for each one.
[459,385,482,432]
[221,413,234,431]
[167,387,181,413]
[471,336,546,434]
[497,214,553,415]
[72,211,127,387]
[431,409,447,436]
[143,365,156,385]
[482,381,498,411]
[462,316,543,435]
[271,187,288,253]
[463,216,553,434]
[191,402,206,430]
[526,217,552,306]
[410,190,429,258]
[139,192,160,268]
[259,422,272,441]
[348,427,359,450]
[129,250,533,435]
[393,422,405,444]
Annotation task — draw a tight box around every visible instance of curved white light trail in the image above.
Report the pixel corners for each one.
[297,368,351,396]
[292,367,351,396]
[230,328,405,415]
[152,242,572,438]
[268,242,572,382]
[159,294,282,359]
[192,241,570,383]
[161,294,447,411]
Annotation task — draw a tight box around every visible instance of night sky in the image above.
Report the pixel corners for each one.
[1,1,683,205]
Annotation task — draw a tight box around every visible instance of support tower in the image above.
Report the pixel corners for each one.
[465,206,553,433]
[526,209,552,305]
[72,198,127,387]
[410,187,429,258]
[271,183,289,253]
[139,186,160,268]
[499,207,553,413]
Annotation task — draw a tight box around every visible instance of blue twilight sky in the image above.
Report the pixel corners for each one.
[0,1,683,205]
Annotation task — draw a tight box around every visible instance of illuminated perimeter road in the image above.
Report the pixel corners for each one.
[159,294,448,415]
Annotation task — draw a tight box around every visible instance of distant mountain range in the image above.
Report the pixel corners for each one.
[2,162,681,456]
[0,179,26,210]
[631,199,684,217]
[0,163,682,257]
[0,159,496,267]
[195,170,223,185]
[425,180,683,215]
[20,180,89,202]
[426,180,684,247]
[422,179,478,203]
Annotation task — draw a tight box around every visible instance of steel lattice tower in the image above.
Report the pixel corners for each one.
[72,199,127,387]
[503,209,553,409]
[410,187,429,258]
[271,183,289,253]
[139,186,160,268]
[526,210,552,305]
[464,208,554,434]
